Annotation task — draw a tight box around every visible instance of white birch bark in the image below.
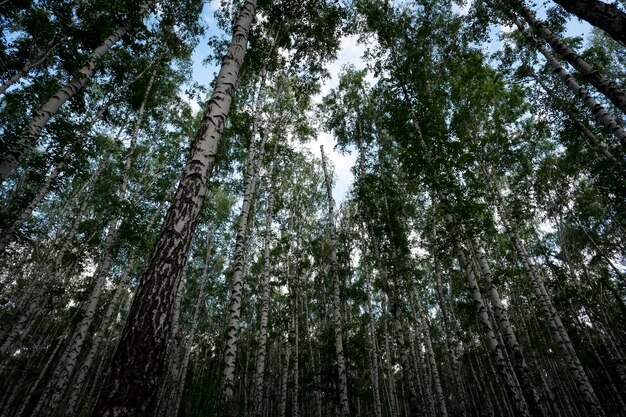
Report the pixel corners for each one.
[512,17,626,147]
[517,2,626,116]
[483,167,606,417]
[0,23,132,182]
[320,144,350,417]
[531,73,617,161]
[252,155,277,417]
[35,60,157,417]
[221,107,269,410]
[0,150,71,252]
[91,3,256,414]
[279,329,292,417]
[470,237,546,417]
[412,292,448,417]
[0,36,66,97]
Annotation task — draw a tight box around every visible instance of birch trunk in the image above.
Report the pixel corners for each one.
[356,141,383,417]
[252,157,277,417]
[0,151,68,252]
[454,237,531,417]
[37,60,157,416]
[434,259,467,417]
[292,295,300,417]
[66,184,167,415]
[0,22,134,182]
[512,17,626,146]
[483,167,606,417]
[320,144,350,417]
[531,73,617,161]
[279,331,292,417]
[382,311,399,417]
[0,36,65,97]
[517,2,626,116]
[390,37,528,413]
[221,105,268,412]
[412,292,448,417]
[363,254,383,417]
[64,258,136,414]
[170,236,211,417]
[470,237,546,417]
[90,2,255,415]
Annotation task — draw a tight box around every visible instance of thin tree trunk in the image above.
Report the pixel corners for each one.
[454,237,531,417]
[320,144,350,417]
[512,17,626,146]
[0,35,66,97]
[0,150,68,252]
[252,153,277,417]
[382,311,399,417]
[470,237,546,417]
[221,101,269,413]
[516,2,626,115]
[169,235,212,417]
[363,251,383,417]
[34,60,157,417]
[412,292,448,417]
[279,331,292,417]
[532,72,618,161]
[483,167,606,417]
[292,295,300,417]
[434,257,467,417]
[90,2,255,415]
[66,186,168,416]
[0,21,135,182]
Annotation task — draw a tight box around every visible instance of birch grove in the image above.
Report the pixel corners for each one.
[0,1,624,417]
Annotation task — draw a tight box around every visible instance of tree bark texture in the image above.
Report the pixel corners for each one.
[518,3,626,116]
[221,104,268,412]
[252,156,277,417]
[320,144,350,417]
[0,24,131,182]
[483,167,606,417]
[90,2,256,415]
[513,18,626,147]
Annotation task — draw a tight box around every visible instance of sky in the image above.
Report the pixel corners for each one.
[184,1,591,204]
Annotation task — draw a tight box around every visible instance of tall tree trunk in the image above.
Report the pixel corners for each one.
[221,98,269,413]
[531,72,618,161]
[470,237,546,417]
[434,256,467,417]
[169,235,211,417]
[454,236,531,417]
[412,292,449,417]
[512,17,626,146]
[67,183,169,416]
[320,144,350,417]
[0,151,67,251]
[382,310,399,417]
[36,60,157,416]
[553,0,626,45]
[483,167,606,417]
[517,2,626,115]
[279,329,292,417]
[0,36,66,97]
[252,154,277,417]
[292,294,300,417]
[363,251,383,417]
[90,3,256,415]
[0,19,138,182]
